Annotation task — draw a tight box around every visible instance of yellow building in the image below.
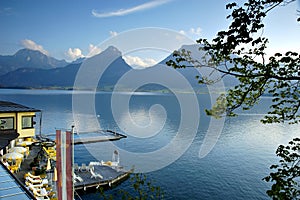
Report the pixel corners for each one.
[0,101,40,152]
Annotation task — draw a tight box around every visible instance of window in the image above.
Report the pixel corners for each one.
[22,116,34,129]
[0,117,14,130]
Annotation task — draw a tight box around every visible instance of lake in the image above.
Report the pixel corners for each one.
[1,88,299,200]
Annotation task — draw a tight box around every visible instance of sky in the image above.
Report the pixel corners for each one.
[0,0,299,67]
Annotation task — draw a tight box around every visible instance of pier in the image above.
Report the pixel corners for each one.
[73,130,127,145]
[74,165,132,191]
[43,129,127,145]
[13,142,132,198]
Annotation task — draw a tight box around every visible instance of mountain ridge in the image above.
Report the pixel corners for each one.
[0,46,131,89]
[0,48,68,76]
[0,45,238,90]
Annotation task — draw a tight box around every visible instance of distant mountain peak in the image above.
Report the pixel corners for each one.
[0,48,69,76]
[72,57,86,64]
[14,48,46,57]
[106,45,119,51]
[14,48,68,63]
[0,45,132,89]
[105,46,122,56]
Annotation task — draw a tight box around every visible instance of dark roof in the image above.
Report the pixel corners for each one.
[0,130,19,150]
[0,101,40,113]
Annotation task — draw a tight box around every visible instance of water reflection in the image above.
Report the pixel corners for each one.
[1,89,300,199]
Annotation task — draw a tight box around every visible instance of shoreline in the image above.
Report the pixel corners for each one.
[0,86,225,95]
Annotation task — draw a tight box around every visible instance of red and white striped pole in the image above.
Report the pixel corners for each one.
[56,129,73,200]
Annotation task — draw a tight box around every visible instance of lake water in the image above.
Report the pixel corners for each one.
[1,89,299,200]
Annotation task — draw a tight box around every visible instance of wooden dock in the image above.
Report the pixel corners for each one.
[73,134,126,145]
[74,165,132,191]
[43,130,127,145]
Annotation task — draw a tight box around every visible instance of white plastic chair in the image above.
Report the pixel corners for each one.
[26,176,42,184]
[73,163,79,171]
[80,163,87,172]
[90,168,103,179]
[73,172,83,182]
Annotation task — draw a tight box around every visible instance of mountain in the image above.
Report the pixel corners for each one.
[0,48,68,76]
[159,44,239,88]
[71,57,86,64]
[0,64,80,88]
[0,46,131,89]
[0,45,238,90]
[71,46,132,90]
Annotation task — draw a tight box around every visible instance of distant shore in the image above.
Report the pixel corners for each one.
[0,86,227,95]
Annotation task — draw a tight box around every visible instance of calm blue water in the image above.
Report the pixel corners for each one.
[1,89,299,200]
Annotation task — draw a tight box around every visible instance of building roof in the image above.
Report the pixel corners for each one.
[0,162,34,200]
[0,101,40,113]
[0,130,19,150]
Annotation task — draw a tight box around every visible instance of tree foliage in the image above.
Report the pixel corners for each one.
[167,0,300,199]
[99,173,164,200]
[167,0,300,124]
[263,138,300,199]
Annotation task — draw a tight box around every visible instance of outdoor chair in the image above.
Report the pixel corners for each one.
[73,163,79,171]
[32,187,50,200]
[26,172,42,180]
[90,168,103,179]
[9,160,21,173]
[27,182,44,189]
[88,163,94,171]
[80,163,87,172]
[73,172,83,182]
[26,176,43,184]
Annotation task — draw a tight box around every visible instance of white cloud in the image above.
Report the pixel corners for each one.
[123,55,157,68]
[65,48,84,61]
[178,27,202,38]
[176,30,188,41]
[179,30,186,35]
[109,31,118,37]
[92,0,172,18]
[189,27,202,36]
[87,44,102,57]
[21,39,49,55]
[64,44,102,61]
